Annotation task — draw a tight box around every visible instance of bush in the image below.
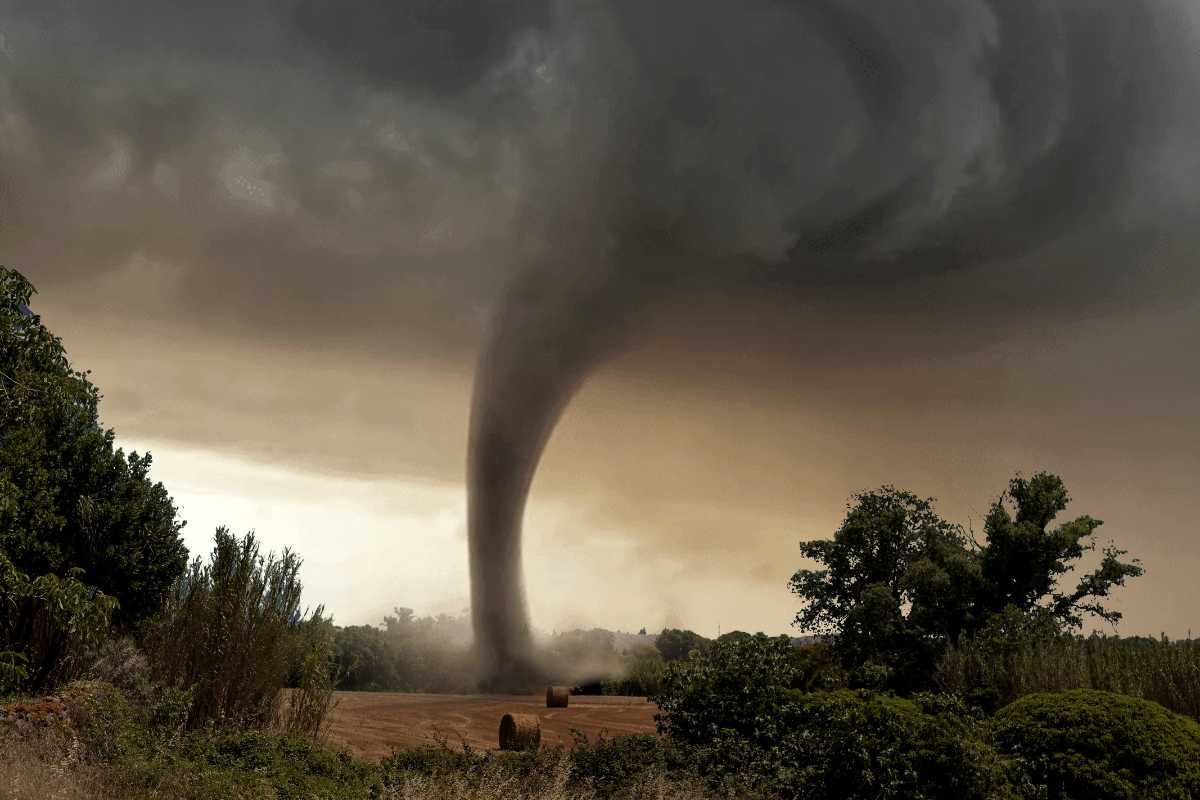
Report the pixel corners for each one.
[656,633,802,746]
[141,528,332,732]
[994,689,1200,800]
[760,690,1018,800]
[568,731,690,795]
[655,634,1014,797]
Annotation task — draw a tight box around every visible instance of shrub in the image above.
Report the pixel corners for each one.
[656,633,801,746]
[994,689,1200,800]
[760,690,1018,800]
[141,528,331,732]
[568,731,690,795]
[655,635,1014,797]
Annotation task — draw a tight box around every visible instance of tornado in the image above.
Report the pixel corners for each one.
[467,0,1198,687]
[468,264,633,686]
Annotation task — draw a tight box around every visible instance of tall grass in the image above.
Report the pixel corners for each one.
[141,527,332,731]
[938,631,1200,718]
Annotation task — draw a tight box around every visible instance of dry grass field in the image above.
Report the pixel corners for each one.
[324,692,659,759]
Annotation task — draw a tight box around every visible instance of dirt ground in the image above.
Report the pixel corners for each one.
[324,692,659,760]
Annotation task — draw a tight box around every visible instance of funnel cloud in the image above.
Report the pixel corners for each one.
[465,0,1200,685]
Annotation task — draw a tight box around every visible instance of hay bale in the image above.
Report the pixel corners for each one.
[546,685,570,708]
[499,712,541,751]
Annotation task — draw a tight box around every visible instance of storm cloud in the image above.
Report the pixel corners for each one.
[1,1,1198,669]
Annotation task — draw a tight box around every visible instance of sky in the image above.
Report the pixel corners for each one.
[1,0,1198,639]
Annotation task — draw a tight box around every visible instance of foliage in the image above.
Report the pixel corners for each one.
[654,628,711,662]
[603,652,666,697]
[790,473,1143,691]
[939,614,1200,718]
[994,689,1200,799]
[978,474,1143,628]
[757,690,1018,800]
[790,486,980,691]
[278,612,338,741]
[789,642,847,692]
[141,528,331,731]
[655,634,1015,798]
[0,267,187,626]
[0,549,117,693]
[0,650,28,696]
[66,681,377,799]
[655,633,804,747]
[335,623,403,691]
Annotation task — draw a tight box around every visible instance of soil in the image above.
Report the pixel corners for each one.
[324,692,659,760]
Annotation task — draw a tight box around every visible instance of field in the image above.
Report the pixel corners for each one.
[323,692,659,760]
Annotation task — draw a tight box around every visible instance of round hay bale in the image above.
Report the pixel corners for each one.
[499,712,541,751]
[546,685,570,708]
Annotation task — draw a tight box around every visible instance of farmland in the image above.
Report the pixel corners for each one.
[324,692,658,759]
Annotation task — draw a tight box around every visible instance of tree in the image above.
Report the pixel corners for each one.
[0,267,186,624]
[977,473,1142,627]
[790,487,979,689]
[655,628,711,661]
[333,624,400,691]
[790,473,1142,691]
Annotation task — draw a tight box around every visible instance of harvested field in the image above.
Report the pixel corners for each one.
[324,692,658,760]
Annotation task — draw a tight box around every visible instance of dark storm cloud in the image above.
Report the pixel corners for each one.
[0,0,542,359]
[293,0,555,96]
[3,0,1196,352]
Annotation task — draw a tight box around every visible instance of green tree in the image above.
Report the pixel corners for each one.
[655,628,711,662]
[978,473,1143,627]
[790,487,979,689]
[0,267,186,624]
[334,624,400,691]
[790,473,1142,691]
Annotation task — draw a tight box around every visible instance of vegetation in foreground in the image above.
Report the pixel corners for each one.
[4,262,1200,800]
